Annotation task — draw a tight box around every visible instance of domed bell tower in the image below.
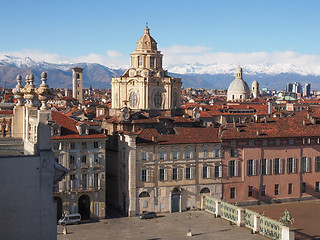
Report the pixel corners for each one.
[111,25,182,117]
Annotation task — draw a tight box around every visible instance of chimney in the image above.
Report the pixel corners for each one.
[256,131,259,136]
[152,136,158,142]
[303,120,306,125]
[268,102,273,114]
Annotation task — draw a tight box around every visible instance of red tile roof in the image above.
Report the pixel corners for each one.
[136,127,219,145]
[51,111,106,140]
[221,109,320,140]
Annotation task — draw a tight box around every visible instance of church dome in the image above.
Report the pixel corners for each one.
[136,27,157,51]
[228,78,250,93]
[227,66,250,101]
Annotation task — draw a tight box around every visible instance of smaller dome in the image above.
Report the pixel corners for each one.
[136,27,157,51]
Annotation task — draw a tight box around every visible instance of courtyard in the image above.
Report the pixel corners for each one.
[247,199,320,240]
[57,210,267,240]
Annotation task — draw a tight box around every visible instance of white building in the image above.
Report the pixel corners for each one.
[0,73,67,240]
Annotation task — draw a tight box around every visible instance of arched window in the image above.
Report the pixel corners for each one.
[139,191,150,198]
[171,147,179,160]
[158,147,167,160]
[154,92,162,108]
[202,145,209,158]
[129,91,138,108]
[200,187,210,193]
[184,146,193,159]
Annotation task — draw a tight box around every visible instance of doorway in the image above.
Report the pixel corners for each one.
[78,194,90,220]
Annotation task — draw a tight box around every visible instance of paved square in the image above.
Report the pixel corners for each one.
[57,211,267,240]
[247,199,320,240]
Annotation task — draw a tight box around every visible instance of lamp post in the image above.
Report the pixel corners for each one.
[187,212,192,237]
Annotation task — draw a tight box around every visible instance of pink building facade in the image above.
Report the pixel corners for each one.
[221,109,320,204]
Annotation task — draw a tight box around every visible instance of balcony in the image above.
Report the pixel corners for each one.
[68,180,77,191]
[69,163,77,170]
[80,162,90,169]
[93,161,102,169]
[78,179,101,191]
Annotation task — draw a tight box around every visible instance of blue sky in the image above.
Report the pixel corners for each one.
[1,0,320,68]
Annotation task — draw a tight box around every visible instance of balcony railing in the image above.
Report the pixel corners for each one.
[80,162,90,169]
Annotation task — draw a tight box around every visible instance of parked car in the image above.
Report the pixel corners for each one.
[139,212,157,219]
[58,213,81,225]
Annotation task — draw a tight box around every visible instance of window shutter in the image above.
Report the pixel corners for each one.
[286,159,290,174]
[306,157,311,172]
[279,159,284,174]
[190,151,193,159]
[164,152,167,160]
[140,170,143,181]
[177,151,180,159]
[184,168,187,179]
[177,168,180,180]
[253,160,257,175]
[293,158,297,173]
[140,152,144,161]
[146,169,150,182]
[235,161,239,177]
[164,168,168,181]
[190,167,194,179]
[267,159,272,175]
[219,165,222,178]
[146,152,150,160]
[228,161,231,177]
[246,160,249,176]
[272,159,275,174]
[207,166,211,178]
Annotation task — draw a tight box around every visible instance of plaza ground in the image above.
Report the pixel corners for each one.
[247,199,320,240]
[57,210,267,240]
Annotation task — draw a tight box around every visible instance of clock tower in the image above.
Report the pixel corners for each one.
[111,26,182,117]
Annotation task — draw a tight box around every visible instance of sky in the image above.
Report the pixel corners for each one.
[1,0,320,68]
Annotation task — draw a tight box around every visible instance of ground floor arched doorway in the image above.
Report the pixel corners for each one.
[200,187,211,209]
[171,187,181,213]
[54,196,63,222]
[78,194,90,220]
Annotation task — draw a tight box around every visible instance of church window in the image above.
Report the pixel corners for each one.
[154,92,162,108]
[129,91,138,108]
[138,56,143,67]
[150,56,155,68]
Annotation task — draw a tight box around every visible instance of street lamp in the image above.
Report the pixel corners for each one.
[187,212,192,237]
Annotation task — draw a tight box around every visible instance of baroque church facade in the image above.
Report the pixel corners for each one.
[110,26,182,116]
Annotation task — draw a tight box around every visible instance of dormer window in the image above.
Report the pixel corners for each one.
[51,123,61,137]
[77,123,89,136]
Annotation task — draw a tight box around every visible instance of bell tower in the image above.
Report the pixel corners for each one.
[72,67,83,103]
[111,26,182,116]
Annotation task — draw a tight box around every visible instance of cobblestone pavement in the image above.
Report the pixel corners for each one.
[57,210,267,240]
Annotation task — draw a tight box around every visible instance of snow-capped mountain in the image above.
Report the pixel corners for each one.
[166,63,320,76]
[0,55,320,90]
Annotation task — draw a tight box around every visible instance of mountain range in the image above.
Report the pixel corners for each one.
[1,55,320,90]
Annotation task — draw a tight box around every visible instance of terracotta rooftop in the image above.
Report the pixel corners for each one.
[136,127,219,145]
[51,111,106,140]
[221,108,320,140]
